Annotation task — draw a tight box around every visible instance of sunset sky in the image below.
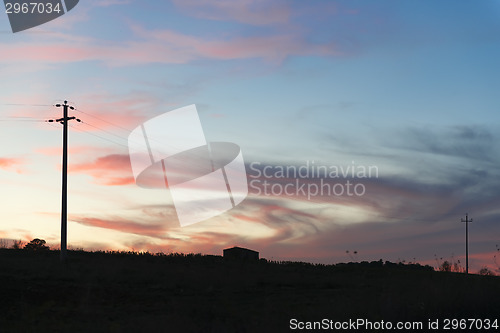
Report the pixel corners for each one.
[1,0,500,272]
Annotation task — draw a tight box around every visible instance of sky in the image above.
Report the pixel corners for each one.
[1,0,500,273]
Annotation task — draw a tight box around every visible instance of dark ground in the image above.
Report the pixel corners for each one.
[0,249,499,332]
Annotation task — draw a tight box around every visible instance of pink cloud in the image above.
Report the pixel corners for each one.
[70,215,168,238]
[69,154,134,186]
[0,157,24,173]
[36,145,112,156]
[71,154,130,171]
[0,25,340,66]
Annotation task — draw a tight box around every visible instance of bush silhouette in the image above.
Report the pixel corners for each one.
[478,267,495,276]
[439,261,452,272]
[12,240,24,249]
[24,238,49,252]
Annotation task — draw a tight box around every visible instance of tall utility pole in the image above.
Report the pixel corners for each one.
[48,101,80,262]
[461,213,473,274]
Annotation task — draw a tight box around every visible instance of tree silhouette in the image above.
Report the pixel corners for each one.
[24,238,49,252]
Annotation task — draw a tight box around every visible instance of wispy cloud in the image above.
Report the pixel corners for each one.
[63,163,500,273]
[171,0,291,26]
[388,125,498,161]
[93,0,132,7]
[0,157,24,173]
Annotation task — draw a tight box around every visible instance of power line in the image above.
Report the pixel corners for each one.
[79,120,130,143]
[72,108,149,147]
[0,116,47,122]
[73,108,132,133]
[58,106,219,166]
[0,103,52,107]
[72,108,183,157]
[0,119,46,122]
[43,107,131,149]
[73,107,160,150]
[72,122,130,149]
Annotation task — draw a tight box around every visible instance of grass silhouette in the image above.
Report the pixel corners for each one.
[0,248,499,332]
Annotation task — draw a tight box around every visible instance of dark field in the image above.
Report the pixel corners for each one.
[0,249,499,332]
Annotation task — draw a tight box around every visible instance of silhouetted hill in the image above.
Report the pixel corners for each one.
[0,249,498,332]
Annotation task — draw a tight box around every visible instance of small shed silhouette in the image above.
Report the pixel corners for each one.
[223,246,259,261]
